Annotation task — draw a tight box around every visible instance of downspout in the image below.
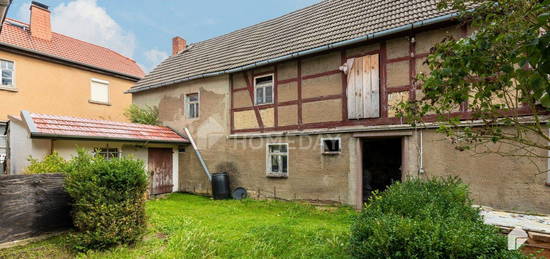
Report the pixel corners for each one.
[128,12,459,93]
[184,128,212,181]
[419,131,424,175]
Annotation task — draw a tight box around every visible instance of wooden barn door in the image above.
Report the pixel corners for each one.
[148,148,173,195]
[346,54,380,119]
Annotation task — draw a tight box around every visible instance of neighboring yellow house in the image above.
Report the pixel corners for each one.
[0,2,144,121]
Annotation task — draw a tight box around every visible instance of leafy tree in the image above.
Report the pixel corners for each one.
[124,104,160,125]
[399,0,550,161]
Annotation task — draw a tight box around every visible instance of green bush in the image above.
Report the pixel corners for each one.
[64,150,148,251]
[124,104,159,125]
[24,152,68,174]
[350,177,525,259]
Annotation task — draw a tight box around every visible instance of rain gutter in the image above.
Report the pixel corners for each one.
[28,133,189,144]
[128,12,458,94]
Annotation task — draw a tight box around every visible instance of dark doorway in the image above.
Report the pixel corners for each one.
[362,138,402,203]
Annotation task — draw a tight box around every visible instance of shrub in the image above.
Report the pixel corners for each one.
[24,152,68,174]
[64,150,148,251]
[124,104,159,125]
[350,177,525,259]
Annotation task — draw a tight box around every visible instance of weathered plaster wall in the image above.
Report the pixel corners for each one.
[0,50,135,121]
[302,74,341,99]
[420,129,550,214]
[132,75,230,194]
[225,134,353,203]
[133,74,355,204]
[302,99,342,124]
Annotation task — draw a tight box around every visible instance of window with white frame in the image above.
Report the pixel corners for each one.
[321,137,341,154]
[267,143,288,177]
[94,148,120,159]
[186,93,199,119]
[254,74,273,105]
[1,60,15,88]
[90,79,109,104]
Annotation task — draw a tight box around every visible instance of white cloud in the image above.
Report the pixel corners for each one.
[16,2,31,22]
[143,49,169,72]
[50,0,136,58]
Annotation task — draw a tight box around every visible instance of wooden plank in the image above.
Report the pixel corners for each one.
[346,58,357,119]
[363,55,372,117]
[148,148,173,195]
[369,54,380,118]
[354,57,364,118]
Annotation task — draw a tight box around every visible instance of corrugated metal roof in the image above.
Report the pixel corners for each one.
[22,111,188,144]
[131,0,452,92]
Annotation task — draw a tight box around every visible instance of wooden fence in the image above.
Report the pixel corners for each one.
[0,174,72,244]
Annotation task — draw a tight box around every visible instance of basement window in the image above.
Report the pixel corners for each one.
[186,93,199,119]
[254,74,273,105]
[94,148,120,159]
[266,143,288,177]
[0,60,15,88]
[321,137,341,154]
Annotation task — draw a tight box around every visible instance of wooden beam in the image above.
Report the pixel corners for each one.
[380,41,388,118]
[243,71,265,130]
[353,130,413,138]
[274,65,279,127]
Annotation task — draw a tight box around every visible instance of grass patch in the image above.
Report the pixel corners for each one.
[0,193,356,258]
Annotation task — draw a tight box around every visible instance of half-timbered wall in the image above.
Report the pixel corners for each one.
[230,24,466,134]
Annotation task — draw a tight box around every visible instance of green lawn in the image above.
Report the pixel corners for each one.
[0,193,356,259]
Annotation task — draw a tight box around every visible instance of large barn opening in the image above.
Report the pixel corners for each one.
[361,138,402,203]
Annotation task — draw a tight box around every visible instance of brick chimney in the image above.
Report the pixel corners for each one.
[172,36,186,55]
[30,1,52,41]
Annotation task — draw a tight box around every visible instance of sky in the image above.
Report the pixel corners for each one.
[8,0,320,72]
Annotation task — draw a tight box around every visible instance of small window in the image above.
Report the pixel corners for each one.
[186,93,199,119]
[1,60,15,88]
[267,143,288,177]
[254,74,273,105]
[90,79,109,104]
[94,148,120,159]
[321,138,341,154]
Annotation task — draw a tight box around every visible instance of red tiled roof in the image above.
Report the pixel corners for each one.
[0,18,144,79]
[22,111,187,144]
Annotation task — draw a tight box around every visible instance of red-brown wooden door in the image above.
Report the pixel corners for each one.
[148,148,173,195]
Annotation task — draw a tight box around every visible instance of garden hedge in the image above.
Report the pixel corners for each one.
[350,177,525,259]
[64,150,148,251]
